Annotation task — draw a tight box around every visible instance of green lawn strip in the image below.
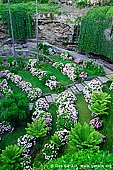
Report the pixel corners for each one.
[33,104,57,167]
[100,82,113,152]
[18,70,54,94]
[47,55,105,77]
[41,63,73,86]
[0,127,26,150]
[76,94,92,125]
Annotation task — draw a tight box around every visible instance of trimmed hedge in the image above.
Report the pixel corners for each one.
[78,6,113,60]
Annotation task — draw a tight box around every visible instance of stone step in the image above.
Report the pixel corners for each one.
[106,73,113,79]
[45,95,53,103]
[51,94,58,102]
[75,83,84,92]
[97,76,109,84]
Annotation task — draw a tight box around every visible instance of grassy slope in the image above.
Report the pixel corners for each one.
[42,63,73,85]
[76,94,92,125]
[0,127,26,150]
[18,70,53,94]
[100,81,113,152]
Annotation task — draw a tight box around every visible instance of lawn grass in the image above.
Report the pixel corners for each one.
[18,70,54,94]
[100,81,113,152]
[42,63,73,86]
[76,94,92,125]
[0,127,26,150]
[0,2,61,14]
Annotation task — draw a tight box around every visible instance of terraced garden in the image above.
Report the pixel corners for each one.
[0,51,113,169]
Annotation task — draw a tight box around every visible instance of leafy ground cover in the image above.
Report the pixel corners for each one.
[100,81,113,151]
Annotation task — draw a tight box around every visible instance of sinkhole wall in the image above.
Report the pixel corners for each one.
[78,6,113,60]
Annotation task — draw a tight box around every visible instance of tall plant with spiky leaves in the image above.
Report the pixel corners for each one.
[1,144,24,170]
[68,122,102,151]
[90,91,111,115]
[26,118,49,139]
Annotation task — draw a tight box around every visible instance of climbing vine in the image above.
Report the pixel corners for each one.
[78,6,113,60]
[1,5,33,39]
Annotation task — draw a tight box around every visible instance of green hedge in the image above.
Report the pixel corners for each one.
[38,150,113,170]
[1,5,33,39]
[78,6,113,60]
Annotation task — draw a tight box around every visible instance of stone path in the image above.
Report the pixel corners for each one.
[43,74,111,104]
[41,45,113,104]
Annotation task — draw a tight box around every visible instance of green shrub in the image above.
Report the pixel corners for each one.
[68,122,102,151]
[78,6,113,60]
[38,150,113,170]
[0,93,29,127]
[1,144,24,170]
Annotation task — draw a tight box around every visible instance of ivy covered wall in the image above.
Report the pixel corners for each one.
[0,5,33,39]
[78,6,113,60]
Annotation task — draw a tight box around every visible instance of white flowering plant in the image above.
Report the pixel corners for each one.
[83,79,103,103]
[51,129,69,147]
[42,141,59,160]
[1,70,42,101]
[0,121,14,135]
[0,79,13,95]
[32,110,52,134]
[17,134,36,158]
[35,98,49,111]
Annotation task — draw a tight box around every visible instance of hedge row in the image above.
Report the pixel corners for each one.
[78,6,113,60]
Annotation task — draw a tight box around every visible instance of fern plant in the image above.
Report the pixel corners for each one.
[91,91,111,105]
[68,122,102,151]
[26,118,49,139]
[1,144,24,170]
[90,91,111,115]
[90,102,109,115]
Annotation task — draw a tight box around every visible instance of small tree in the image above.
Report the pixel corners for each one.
[26,118,49,139]
[1,144,24,170]
[68,122,102,151]
[0,93,29,126]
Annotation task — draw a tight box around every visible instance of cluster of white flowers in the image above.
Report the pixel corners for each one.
[17,134,36,158]
[54,129,69,145]
[0,70,42,101]
[45,76,58,90]
[83,79,103,103]
[0,121,14,135]
[35,98,49,111]
[109,82,113,91]
[56,90,78,124]
[30,68,48,80]
[25,59,37,70]
[52,61,82,82]
[18,134,36,170]
[0,79,13,95]
[42,141,59,160]
[32,98,52,134]
[90,117,103,129]
[60,51,74,61]
[30,68,60,90]
[62,63,77,81]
